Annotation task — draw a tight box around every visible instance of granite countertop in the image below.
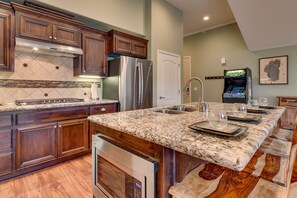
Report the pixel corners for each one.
[88,102,285,171]
[0,99,118,112]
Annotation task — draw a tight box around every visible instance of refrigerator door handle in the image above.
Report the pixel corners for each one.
[133,63,139,110]
[138,63,144,108]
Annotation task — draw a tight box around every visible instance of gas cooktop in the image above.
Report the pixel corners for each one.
[15,98,84,106]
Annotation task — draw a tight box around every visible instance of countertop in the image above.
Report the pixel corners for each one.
[88,102,285,171]
[0,99,118,112]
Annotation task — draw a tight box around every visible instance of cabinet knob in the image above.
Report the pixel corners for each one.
[54,125,57,128]
[159,96,165,99]
[101,108,106,112]
[59,125,62,128]
[53,37,57,40]
[49,36,52,39]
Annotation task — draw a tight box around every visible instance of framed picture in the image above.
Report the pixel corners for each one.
[259,55,288,85]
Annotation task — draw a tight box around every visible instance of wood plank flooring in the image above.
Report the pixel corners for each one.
[0,155,93,198]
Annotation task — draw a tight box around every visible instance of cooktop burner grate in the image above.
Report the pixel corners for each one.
[15,98,84,106]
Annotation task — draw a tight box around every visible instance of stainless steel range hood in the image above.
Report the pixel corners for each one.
[15,37,83,58]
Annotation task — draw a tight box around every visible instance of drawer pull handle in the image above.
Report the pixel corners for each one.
[286,100,296,103]
[101,108,106,112]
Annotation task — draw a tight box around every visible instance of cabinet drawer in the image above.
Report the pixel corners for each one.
[16,107,89,125]
[0,129,12,151]
[0,152,12,176]
[280,97,297,107]
[0,114,12,128]
[90,104,117,115]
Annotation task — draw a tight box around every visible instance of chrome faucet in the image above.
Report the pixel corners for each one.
[183,77,207,112]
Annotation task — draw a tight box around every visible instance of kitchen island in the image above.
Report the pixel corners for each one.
[89,103,295,197]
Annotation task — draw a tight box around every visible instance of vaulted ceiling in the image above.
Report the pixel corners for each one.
[166,0,297,51]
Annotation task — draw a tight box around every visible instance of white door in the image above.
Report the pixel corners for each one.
[183,56,191,103]
[157,50,181,107]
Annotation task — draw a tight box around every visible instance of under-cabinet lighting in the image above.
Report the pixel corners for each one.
[203,16,209,21]
[78,75,103,79]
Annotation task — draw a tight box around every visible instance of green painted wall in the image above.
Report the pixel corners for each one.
[36,0,146,35]
[184,23,297,105]
[150,0,183,106]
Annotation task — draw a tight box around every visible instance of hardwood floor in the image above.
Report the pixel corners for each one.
[0,155,92,198]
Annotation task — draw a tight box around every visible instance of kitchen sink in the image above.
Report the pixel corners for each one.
[167,105,198,112]
[154,109,185,114]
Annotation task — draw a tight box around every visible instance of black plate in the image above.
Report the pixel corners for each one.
[259,105,277,109]
[247,109,268,114]
[227,115,262,124]
[188,121,248,137]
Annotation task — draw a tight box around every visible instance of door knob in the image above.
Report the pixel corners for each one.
[159,96,165,99]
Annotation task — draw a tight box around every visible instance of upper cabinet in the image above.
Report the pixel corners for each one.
[74,27,108,77]
[108,30,148,59]
[0,2,15,72]
[12,3,82,47]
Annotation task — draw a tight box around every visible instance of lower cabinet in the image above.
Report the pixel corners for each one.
[16,123,57,169]
[1,103,117,181]
[58,119,89,157]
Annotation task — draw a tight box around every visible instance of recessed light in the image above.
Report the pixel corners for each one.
[203,16,209,21]
[33,47,39,51]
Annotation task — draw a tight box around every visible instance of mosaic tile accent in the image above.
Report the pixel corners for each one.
[0,79,100,88]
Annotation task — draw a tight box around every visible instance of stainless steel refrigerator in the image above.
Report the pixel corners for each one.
[103,56,153,111]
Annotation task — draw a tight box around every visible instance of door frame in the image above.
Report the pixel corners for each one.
[156,49,181,106]
[183,56,192,103]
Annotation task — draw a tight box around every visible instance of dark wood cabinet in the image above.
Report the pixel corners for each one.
[278,96,297,130]
[13,3,82,47]
[74,28,108,76]
[0,3,15,72]
[16,123,57,169]
[16,12,81,47]
[108,30,148,59]
[58,119,89,157]
[0,103,118,181]
[18,13,52,42]
[0,112,13,176]
[0,129,13,176]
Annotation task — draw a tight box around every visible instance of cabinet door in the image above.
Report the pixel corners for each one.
[114,35,133,55]
[17,13,53,42]
[82,31,107,76]
[58,119,89,157]
[52,24,81,47]
[0,7,14,71]
[16,123,57,169]
[132,40,147,58]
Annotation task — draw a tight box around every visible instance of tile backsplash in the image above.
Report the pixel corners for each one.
[0,51,101,104]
